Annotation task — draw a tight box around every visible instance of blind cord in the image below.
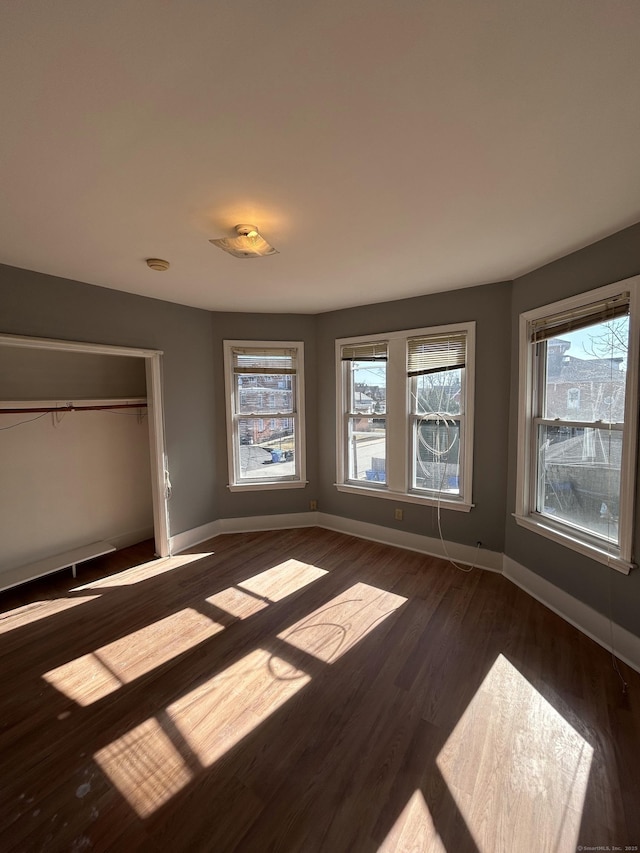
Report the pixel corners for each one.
[413,393,480,573]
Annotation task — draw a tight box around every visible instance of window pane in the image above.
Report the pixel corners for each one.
[236,374,294,415]
[537,424,622,543]
[413,420,461,494]
[543,318,628,422]
[348,417,386,483]
[238,418,296,479]
[413,369,462,416]
[349,361,386,414]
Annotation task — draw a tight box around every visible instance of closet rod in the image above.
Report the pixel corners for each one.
[0,403,148,414]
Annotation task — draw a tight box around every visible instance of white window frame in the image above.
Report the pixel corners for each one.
[515,277,640,574]
[335,322,475,511]
[224,340,307,491]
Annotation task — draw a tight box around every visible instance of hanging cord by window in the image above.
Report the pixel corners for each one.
[413,400,480,573]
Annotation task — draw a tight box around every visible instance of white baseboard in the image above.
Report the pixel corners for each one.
[169,520,222,553]
[316,512,503,572]
[503,556,640,674]
[169,513,317,553]
[170,511,501,571]
[218,512,317,535]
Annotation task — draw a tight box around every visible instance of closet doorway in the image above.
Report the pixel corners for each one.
[0,333,170,583]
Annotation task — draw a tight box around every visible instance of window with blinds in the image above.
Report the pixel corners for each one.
[224,341,306,490]
[408,330,469,496]
[515,277,640,573]
[336,323,475,508]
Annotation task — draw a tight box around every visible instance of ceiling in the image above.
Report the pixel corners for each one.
[1,1,639,314]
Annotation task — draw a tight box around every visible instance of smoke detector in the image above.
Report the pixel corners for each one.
[146,258,170,271]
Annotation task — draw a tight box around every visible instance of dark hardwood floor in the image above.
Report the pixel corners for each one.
[1,528,638,852]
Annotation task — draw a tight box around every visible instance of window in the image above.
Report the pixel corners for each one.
[336,323,475,510]
[224,341,306,490]
[515,278,640,573]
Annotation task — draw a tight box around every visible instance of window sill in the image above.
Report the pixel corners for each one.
[335,482,473,512]
[228,480,308,492]
[513,513,633,575]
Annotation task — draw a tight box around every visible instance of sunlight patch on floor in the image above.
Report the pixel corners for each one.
[239,559,328,600]
[206,559,328,619]
[378,790,446,853]
[94,717,193,817]
[0,595,99,635]
[206,584,268,618]
[436,654,593,852]
[71,552,214,590]
[44,650,122,705]
[168,648,311,767]
[277,582,407,663]
[43,608,223,705]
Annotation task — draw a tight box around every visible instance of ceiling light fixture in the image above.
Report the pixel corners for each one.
[209,224,278,259]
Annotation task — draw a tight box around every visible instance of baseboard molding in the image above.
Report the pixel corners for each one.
[171,511,501,571]
[169,513,317,553]
[218,512,317,535]
[316,512,503,572]
[169,520,222,553]
[503,556,640,675]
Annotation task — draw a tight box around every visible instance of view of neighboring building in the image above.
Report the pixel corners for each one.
[237,375,293,447]
[545,337,626,423]
[540,330,628,541]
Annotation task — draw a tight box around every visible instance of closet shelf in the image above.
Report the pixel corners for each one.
[0,541,116,592]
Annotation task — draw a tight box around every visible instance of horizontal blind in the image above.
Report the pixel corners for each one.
[341,341,388,361]
[232,347,297,375]
[530,293,629,342]
[407,332,466,376]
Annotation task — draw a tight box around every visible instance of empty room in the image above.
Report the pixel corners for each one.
[1,2,639,851]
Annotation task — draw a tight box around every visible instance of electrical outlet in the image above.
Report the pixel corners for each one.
[394,508,403,521]
[310,500,318,511]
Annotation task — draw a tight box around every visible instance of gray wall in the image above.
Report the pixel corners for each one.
[316,282,512,553]
[210,312,318,519]
[0,263,216,538]
[505,221,640,637]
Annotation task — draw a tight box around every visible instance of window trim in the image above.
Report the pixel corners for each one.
[335,322,475,510]
[223,340,307,491]
[514,277,640,574]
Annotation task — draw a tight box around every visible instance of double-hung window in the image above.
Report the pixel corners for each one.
[336,323,475,510]
[515,278,640,572]
[408,331,468,498]
[224,341,306,490]
[341,341,388,485]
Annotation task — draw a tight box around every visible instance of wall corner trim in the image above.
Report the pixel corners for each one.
[503,555,640,675]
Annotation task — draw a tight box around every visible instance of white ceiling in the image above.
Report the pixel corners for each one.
[1,1,639,314]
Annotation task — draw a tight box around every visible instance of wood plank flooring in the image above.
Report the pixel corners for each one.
[0,528,638,852]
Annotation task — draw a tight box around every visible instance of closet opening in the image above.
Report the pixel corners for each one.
[0,333,170,591]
